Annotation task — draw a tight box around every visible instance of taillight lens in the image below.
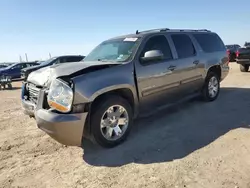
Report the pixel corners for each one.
[236,51,239,57]
[226,49,230,55]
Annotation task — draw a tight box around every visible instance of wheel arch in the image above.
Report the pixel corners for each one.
[206,65,222,81]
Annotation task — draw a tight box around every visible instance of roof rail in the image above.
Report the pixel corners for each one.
[175,29,211,32]
[135,28,211,34]
[136,28,170,34]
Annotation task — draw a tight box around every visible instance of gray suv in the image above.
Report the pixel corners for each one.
[22,28,229,148]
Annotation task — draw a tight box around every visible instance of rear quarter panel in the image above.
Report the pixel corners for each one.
[190,33,229,81]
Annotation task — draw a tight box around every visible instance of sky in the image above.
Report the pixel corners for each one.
[0,0,250,62]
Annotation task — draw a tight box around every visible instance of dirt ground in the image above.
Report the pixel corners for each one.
[1,63,250,188]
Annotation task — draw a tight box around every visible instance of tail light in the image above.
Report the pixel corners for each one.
[236,51,239,57]
[226,49,230,55]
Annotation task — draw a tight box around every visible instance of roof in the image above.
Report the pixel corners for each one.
[108,28,213,40]
[55,55,84,58]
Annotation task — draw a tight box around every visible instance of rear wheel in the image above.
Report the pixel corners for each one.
[201,72,220,102]
[90,95,133,148]
[240,64,249,72]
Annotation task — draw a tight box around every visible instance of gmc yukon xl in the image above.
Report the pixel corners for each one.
[21,28,229,148]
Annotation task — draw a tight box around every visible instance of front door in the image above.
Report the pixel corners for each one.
[135,35,182,115]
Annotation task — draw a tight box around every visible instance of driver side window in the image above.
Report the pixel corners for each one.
[140,35,173,60]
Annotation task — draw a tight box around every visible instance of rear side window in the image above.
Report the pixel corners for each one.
[193,33,225,53]
[171,34,196,58]
[66,56,84,62]
[73,56,84,61]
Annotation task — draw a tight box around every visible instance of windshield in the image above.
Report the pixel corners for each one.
[225,45,233,49]
[84,38,140,62]
[40,57,57,66]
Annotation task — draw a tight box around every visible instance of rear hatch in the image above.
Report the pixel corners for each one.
[237,47,250,60]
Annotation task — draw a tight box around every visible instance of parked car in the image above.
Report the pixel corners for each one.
[0,62,39,79]
[0,63,11,69]
[236,42,250,72]
[21,28,229,148]
[21,55,85,81]
[225,44,241,62]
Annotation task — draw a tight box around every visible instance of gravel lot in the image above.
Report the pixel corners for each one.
[1,63,250,188]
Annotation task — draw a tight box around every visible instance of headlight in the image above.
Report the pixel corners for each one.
[47,79,73,113]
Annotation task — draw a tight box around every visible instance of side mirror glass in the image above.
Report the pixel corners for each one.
[140,50,164,62]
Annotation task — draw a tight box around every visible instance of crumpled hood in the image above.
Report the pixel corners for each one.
[27,61,120,87]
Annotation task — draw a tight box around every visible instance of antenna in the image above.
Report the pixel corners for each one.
[25,53,28,62]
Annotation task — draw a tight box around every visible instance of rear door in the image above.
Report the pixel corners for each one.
[135,35,182,114]
[169,33,203,96]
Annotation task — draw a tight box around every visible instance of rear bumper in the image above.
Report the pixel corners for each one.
[35,109,88,146]
[236,59,250,64]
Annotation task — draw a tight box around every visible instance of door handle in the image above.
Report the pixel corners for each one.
[193,60,199,65]
[168,65,176,71]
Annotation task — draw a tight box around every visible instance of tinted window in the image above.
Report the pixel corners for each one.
[193,33,225,53]
[13,64,27,69]
[226,45,234,50]
[141,35,172,60]
[66,56,83,62]
[171,34,196,58]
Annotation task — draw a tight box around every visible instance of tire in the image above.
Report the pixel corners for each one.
[7,83,12,89]
[90,95,133,148]
[201,72,220,102]
[240,64,249,72]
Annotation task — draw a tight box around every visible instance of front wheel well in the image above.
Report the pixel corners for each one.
[207,65,221,80]
[91,88,135,114]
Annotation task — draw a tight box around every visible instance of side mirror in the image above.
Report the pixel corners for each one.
[140,50,164,62]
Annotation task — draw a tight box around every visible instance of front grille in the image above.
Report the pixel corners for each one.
[27,83,41,104]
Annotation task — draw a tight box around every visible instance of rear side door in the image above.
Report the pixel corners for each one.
[135,35,182,114]
[169,33,203,96]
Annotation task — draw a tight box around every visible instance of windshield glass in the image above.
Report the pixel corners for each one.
[84,38,140,62]
[40,57,57,66]
[225,45,233,49]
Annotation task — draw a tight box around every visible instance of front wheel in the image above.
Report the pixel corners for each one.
[90,95,133,148]
[201,72,220,102]
[240,64,249,72]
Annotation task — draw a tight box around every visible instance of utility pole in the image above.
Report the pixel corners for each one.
[49,53,51,58]
[19,55,22,62]
[25,53,28,62]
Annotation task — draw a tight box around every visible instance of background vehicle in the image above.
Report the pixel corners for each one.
[236,42,250,72]
[225,44,241,62]
[0,62,38,79]
[0,63,15,69]
[22,28,229,148]
[21,55,85,81]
